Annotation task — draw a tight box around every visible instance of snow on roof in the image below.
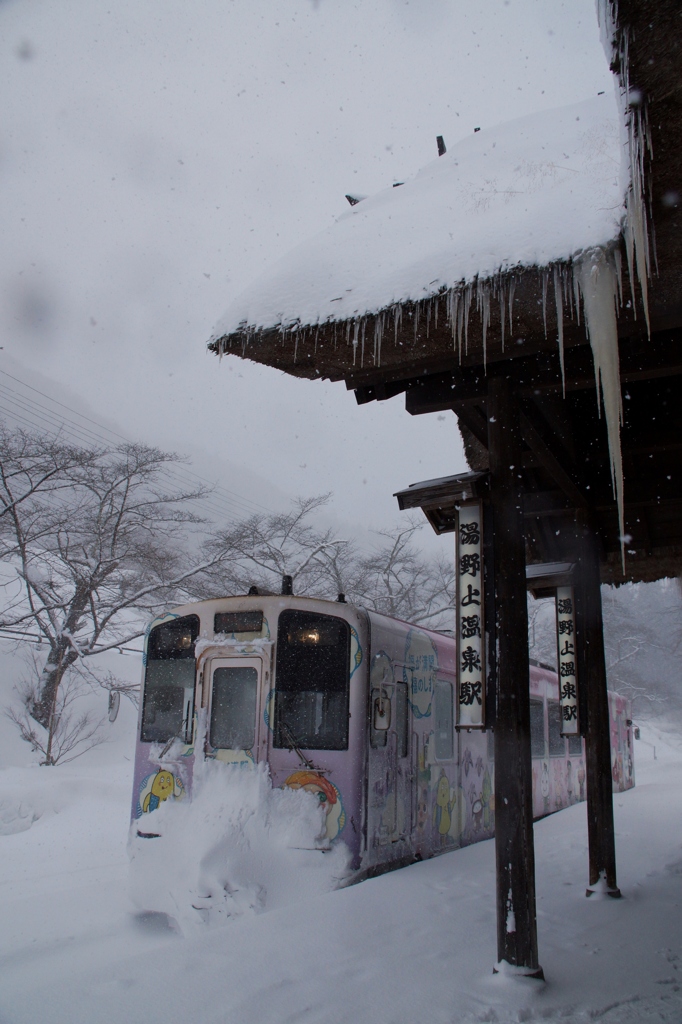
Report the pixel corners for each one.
[212,93,624,339]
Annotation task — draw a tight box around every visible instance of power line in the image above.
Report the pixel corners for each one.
[0,377,267,521]
[0,627,143,654]
[0,367,277,524]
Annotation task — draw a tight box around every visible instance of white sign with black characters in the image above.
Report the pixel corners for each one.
[556,585,579,735]
[456,502,485,728]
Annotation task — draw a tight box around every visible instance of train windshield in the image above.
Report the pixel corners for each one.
[209,662,259,750]
[140,614,199,743]
[274,609,350,751]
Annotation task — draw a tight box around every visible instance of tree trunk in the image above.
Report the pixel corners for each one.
[31,643,78,730]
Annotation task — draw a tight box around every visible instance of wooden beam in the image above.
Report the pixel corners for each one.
[353,332,682,413]
[453,403,489,449]
[488,375,543,977]
[574,513,620,897]
[519,412,589,509]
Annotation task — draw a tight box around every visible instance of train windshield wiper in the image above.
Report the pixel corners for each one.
[279,720,316,770]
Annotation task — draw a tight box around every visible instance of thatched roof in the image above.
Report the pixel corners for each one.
[208,0,682,586]
[210,94,624,380]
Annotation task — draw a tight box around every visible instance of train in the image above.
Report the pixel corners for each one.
[128,591,635,912]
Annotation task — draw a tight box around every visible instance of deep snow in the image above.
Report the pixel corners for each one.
[1,718,681,1024]
[212,94,623,336]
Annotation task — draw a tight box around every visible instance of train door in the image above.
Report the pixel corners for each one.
[369,654,412,847]
[204,654,270,763]
[393,678,412,840]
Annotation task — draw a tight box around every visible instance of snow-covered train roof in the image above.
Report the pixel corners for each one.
[211,93,624,340]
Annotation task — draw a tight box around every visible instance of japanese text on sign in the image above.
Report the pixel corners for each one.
[556,585,579,735]
[456,503,485,728]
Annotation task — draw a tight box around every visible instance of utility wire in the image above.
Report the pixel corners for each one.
[0,368,276,524]
[0,378,264,522]
[0,627,143,654]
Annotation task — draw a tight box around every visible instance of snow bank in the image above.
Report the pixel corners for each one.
[128,759,351,934]
[3,720,682,1024]
[212,93,623,335]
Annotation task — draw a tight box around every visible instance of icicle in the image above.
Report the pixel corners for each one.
[541,270,549,339]
[463,284,473,355]
[553,266,565,396]
[352,319,360,364]
[499,280,506,352]
[434,295,439,329]
[614,248,623,307]
[457,296,465,358]
[564,264,574,318]
[477,280,490,368]
[373,313,385,366]
[413,301,420,343]
[573,270,581,327]
[394,303,403,346]
[360,317,367,367]
[599,0,651,335]
[426,300,432,338]
[508,277,516,332]
[448,289,460,353]
[623,116,651,336]
[575,248,626,569]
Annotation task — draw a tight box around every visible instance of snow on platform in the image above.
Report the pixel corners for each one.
[212,93,624,337]
[1,722,682,1024]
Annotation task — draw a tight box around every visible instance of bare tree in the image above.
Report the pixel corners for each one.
[197,495,351,598]
[349,519,455,630]
[601,580,682,719]
[5,651,106,766]
[527,594,557,669]
[0,429,237,763]
[199,507,456,631]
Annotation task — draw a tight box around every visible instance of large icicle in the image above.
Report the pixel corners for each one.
[576,247,626,567]
[553,266,565,395]
[597,0,651,332]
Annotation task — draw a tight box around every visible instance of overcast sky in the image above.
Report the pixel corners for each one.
[0,0,614,551]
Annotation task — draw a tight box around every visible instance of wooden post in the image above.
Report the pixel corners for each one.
[574,513,620,897]
[488,376,543,977]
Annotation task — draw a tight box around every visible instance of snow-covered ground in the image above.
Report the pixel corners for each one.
[1,720,681,1024]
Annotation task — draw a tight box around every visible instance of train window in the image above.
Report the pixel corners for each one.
[396,682,408,758]
[141,615,199,743]
[547,700,566,756]
[434,680,454,760]
[568,733,583,756]
[529,698,545,759]
[209,665,258,750]
[214,610,263,635]
[274,610,350,751]
[370,687,390,748]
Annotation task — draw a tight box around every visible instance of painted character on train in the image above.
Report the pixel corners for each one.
[481,767,494,830]
[434,768,456,843]
[283,770,345,841]
[140,769,183,814]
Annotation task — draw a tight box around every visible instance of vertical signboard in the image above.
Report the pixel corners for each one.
[556,585,579,735]
[456,502,485,728]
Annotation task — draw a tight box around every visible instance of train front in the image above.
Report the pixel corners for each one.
[128,596,367,924]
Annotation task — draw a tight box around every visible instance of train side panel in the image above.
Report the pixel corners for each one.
[363,611,459,873]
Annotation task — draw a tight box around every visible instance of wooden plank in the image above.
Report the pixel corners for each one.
[519,412,588,510]
[453,404,489,449]
[488,375,543,976]
[573,512,620,896]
